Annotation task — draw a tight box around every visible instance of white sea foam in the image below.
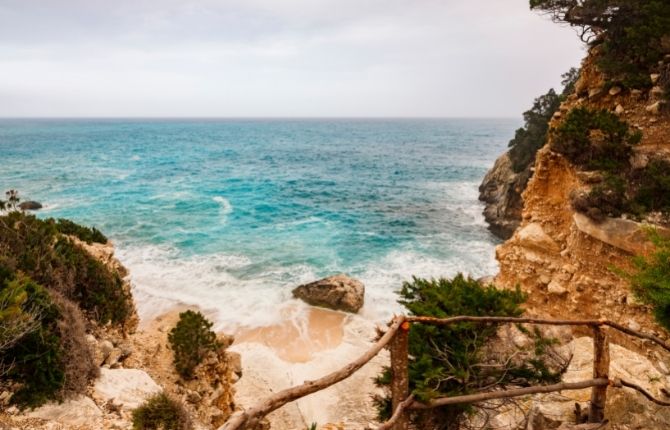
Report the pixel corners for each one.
[212,196,233,217]
[116,244,316,330]
[118,240,498,331]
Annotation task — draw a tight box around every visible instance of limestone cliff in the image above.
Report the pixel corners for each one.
[489,51,670,427]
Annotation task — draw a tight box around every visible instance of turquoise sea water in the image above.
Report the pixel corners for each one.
[1,118,516,327]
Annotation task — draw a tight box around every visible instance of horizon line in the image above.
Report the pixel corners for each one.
[0,116,519,120]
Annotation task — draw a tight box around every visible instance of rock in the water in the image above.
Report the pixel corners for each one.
[18,201,42,210]
[292,274,365,313]
[93,368,161,410]
[26,396,103,427]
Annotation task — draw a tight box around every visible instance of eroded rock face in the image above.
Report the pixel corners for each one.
[292,274,365,313]
[479,152,531,240]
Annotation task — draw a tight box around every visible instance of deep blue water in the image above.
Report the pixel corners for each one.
[0,118,516,327]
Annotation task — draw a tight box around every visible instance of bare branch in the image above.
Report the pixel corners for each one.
[409,378,610,409]
[376,395,415,430]
[615,378,670,406]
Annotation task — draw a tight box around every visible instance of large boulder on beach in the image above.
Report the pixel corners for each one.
[19,200,42,210]
[292,274,365,313]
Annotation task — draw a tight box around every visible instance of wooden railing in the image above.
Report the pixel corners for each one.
[219,316,670,430]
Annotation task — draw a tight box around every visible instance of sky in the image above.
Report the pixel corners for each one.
[0,0,585,118]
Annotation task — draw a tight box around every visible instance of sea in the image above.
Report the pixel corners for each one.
[0,118,517,329]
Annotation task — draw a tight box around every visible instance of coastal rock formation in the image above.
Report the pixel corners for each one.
[489,52,670,429]
[478,152,531,239]
[292,274,365,313]
[18,200,42,210]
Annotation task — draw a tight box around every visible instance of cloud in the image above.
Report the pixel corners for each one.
[0,0,585,117]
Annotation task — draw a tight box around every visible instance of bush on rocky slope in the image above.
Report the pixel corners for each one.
[374,274,564,430]
[0,211,133,325]
[551,107,641,173]
[132,392,192,430]
[52,218,108,244]
[0,199,129,408]
[0,272,98,408]
[168,310,220,379]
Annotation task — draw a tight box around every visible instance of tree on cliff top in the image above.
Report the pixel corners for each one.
[531,0,670,87]
[508,68,579,173]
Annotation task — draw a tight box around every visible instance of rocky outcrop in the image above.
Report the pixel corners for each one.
[573,213,670,255]
[93,368,162,411]
[292,274,365,313]
[18,201,42,210]
[479,152,531,239]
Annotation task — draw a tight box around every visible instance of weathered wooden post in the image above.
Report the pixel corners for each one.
[389,320,411,430]
[589,326,610,423]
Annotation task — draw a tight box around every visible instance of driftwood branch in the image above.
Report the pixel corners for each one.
[615,378,670,406]
[376,395,415,430]
[219,316,406,430]
[409,379,610,409]
[406,316,670,353]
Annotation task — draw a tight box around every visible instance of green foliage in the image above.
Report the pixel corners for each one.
[52,218,108,244]
[168,310,219,379]
[508,68,579,173]
[530,0,670,89]
[630,159,670,215]
[0,211,132,325]
[132,392,192,430]
[376,275,563,428]
[626,232,670,330]
[0,274,66,408]
[571,174,628,221]
[551,107,640,173]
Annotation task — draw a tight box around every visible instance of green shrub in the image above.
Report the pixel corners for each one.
[551,107,641,173]
[52,218,108,244]
[375,275,563,429]
[132,392,192,430]
[0,211,133,325]
[1,274,65,408]
[626,232,670,330]
[571,174,628,221]
[168,310,219,379]
[630,159,670,215]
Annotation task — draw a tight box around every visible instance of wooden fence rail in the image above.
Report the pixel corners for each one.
[219,315,670,430]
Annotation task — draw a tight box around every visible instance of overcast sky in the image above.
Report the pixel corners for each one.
[0,0,585,118]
